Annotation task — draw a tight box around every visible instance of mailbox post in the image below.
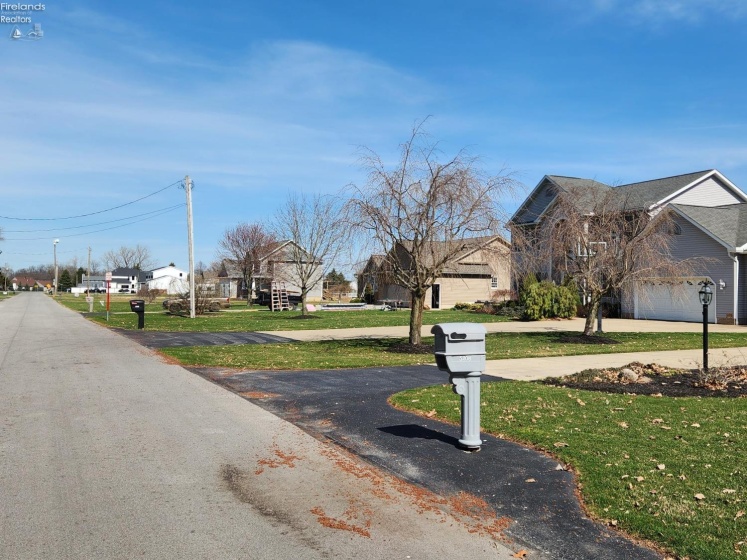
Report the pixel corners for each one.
[129,299,146,329]
[431,323,487,450]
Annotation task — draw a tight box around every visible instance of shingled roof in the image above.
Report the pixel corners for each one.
[511,170,722,224]
[614,170,714,209]
[671,203,747,250]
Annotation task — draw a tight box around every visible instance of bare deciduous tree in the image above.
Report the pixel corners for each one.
[347,122,517,345]
[102,244,154,271]
[273,193,346,316]
[511,187,702,336]
[216,222,275,306]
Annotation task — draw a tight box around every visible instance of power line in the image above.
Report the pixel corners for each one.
[1,204,186,233]
[0,180,183,221]
[3,205,184,241]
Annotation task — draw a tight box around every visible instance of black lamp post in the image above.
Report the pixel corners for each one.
[698,280,714,371]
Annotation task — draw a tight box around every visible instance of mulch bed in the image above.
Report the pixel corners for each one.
[386,343,434,355]
[542,362,747,398]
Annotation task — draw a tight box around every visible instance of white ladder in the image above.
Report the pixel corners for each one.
[270,282,290,311]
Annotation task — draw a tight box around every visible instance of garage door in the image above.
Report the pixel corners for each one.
[635,280,716,323]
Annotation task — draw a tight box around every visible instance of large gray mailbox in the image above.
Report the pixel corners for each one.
[431,323,486,450]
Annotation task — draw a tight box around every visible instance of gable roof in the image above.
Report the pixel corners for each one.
[13,276,46,286]
[395,234,509,271]
[671,203,747,251]
[261,240,316,262]
[219,240,319,279]
[614,170,716,209]
[510,169,747,225]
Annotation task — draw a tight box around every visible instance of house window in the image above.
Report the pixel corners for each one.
[490,276,499,289]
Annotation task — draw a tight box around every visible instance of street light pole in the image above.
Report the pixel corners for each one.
[698,279,714,372]
[53,239,59,297]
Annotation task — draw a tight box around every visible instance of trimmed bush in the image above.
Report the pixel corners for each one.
[519,275,578,320]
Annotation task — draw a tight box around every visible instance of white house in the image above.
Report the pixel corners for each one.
[144,264,188,295]
[80,267,145,294]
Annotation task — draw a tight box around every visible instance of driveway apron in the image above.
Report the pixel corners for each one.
[191,364,664,560]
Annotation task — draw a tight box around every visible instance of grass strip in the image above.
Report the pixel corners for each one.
[159,332,747,370]
[390,381,747,560]
[52,293,512,332]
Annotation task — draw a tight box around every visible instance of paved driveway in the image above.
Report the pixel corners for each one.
[113,328,292,348]
[191,364,663,560]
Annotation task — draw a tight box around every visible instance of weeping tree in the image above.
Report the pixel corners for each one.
[347,121,517,345]
[511,186,702,336]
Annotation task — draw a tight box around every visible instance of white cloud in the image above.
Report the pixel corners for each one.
[576,0,747,25]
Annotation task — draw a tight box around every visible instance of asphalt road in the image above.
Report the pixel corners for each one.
[0,293,525,559]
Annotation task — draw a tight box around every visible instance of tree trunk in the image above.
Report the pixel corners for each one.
[409,291,426,345]
[583,299,600,336]
[300,286,308,316]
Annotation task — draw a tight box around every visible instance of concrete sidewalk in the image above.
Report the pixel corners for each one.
[264,317,746,342]
[484,346,747,380]
[266,317,747,381]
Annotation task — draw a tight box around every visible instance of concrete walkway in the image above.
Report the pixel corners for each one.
[484,346,747,380]
[264,317,747,381]
[264,317,747,341]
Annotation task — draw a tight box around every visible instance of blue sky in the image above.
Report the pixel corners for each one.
[2,0,746,275]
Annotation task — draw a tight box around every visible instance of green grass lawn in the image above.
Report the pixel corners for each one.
[159,331,747,370]
[390,382,747,560]
[53,293,513,332]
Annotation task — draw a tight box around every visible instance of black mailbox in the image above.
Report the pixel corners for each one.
[129,299,146,329]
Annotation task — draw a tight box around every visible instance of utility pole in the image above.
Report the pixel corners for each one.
[87,246,93,312]
[184,175,196,319]
[53,239,59,297]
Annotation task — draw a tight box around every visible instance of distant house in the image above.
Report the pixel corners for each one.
[80,267,146,294]
[509,169,747,324]
[143,265,188,295]
[218,240,324,302]
[357,235,511,309]
[12,276,47,291]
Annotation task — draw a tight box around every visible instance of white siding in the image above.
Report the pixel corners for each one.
[669,177,742,207]
[635,280,716,323]
[623,215,735,323]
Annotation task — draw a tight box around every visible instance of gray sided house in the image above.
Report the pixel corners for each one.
[218,240,324,302]
[510,169,747,324]
[358,236,511,309]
